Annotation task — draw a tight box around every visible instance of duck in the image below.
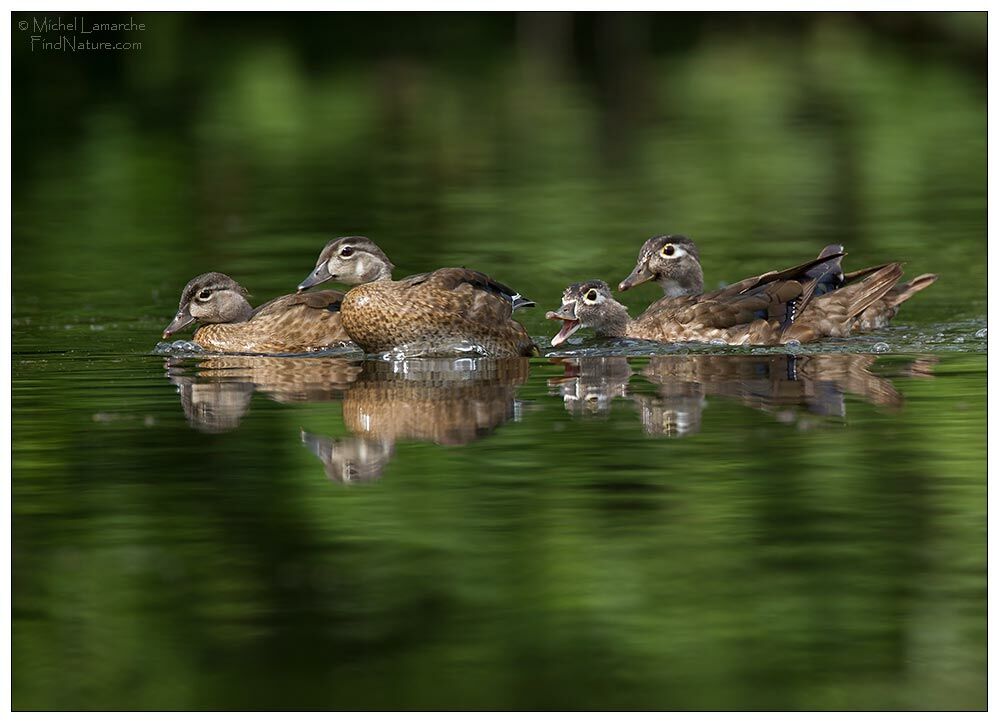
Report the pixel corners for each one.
[297,236,538,357]
[546,255,903,347]
[162,272,350,354]
[618,234,936,332]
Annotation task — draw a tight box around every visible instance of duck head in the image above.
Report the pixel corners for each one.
[298,236,395,290]
[546,280,629,346]
[618,234,704,297]
[163,272,253,338]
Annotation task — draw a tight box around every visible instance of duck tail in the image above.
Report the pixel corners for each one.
[844,263,905,319]
[510,292,536,311]
[887,273,938,306]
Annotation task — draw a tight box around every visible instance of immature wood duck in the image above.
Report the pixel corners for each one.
[297,236,538,357]
[163,272,350,353]
[547,257,902,347]
[619,234,936,332]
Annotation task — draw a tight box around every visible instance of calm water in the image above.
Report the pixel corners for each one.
[12,12,986,711]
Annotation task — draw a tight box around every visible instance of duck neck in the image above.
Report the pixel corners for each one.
[658,266,704,296]
[595,300,632,339]
[217,295,254,323]
[659,272,703,297]
[363,257,395,283]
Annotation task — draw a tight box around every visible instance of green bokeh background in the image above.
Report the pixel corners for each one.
[12,12,986,711]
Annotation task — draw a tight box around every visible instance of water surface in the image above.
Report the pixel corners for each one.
[12,12,986,711]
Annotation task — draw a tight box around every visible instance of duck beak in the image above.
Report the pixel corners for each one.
[162,308,195,338]
[298,265,333,292]
[618,263,654,292]
[546,304,581,347]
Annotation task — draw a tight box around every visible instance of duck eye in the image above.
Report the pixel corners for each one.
[585,289,598,302]
[340,246,354,258]
[662,244,676,257]
[198,289,212,300]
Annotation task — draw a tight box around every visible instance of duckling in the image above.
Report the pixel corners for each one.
[547,258,902,346]
[162,272,350,353]
[619,234,936,331]
[297,236,538,357]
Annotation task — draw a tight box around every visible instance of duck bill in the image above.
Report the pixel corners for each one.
[298,265,333,291]
[546,306,581,347]
[162,308,195,338]
[618,264,654,292]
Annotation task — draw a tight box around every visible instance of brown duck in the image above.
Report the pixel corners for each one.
[297,236,538,357]
[547,255,903,347]
[162,272,350,353]
[619,234,936,332]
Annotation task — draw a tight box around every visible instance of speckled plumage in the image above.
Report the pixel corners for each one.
[299,237,537,357]
[619,235,936,333]
[340,270,537,357]
[548,257,902,347]
[193,292,351,353]
[163,272,350,354]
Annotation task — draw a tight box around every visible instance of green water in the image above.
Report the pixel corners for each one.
[12,12,986,710]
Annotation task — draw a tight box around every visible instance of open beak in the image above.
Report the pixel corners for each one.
[162,308,195,338]
[618,263,654,292]
[298,265,333,292]
[546,304,581,347]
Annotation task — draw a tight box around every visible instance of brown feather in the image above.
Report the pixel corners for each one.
[340,271,537,357]
[784,263,903,343]
[193,290,351,353]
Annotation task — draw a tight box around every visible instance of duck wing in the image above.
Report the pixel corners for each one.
[251,290,345,319]
[409,268,534,308]
[784,263,904,342]
[640,279,804,330]
[403,267,534,322]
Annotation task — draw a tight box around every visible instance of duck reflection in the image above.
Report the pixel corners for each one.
[549,356,632,416]
[165,355,530,482]
[299,432,393,484]
[165,355,364,433]
[301,357,530,481]
[550,353,935,438]
[340,357,530,445]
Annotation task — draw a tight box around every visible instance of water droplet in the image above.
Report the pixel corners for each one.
[976,327,988,338]
[872,342,890,353]
[709,338,728,346]
[785,339,802,351]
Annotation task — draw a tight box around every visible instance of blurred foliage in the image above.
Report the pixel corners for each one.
[11,12,986,711]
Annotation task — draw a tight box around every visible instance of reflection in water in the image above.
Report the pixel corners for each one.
[305,357,530,482]
[343,358,530,445]
[549,356,633,416]
[166,352,935,474]
[300,433,392,485]
[165,355,363,432]
[171,377,256,434]
[165,355,531,481]
[550,353,937,438]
